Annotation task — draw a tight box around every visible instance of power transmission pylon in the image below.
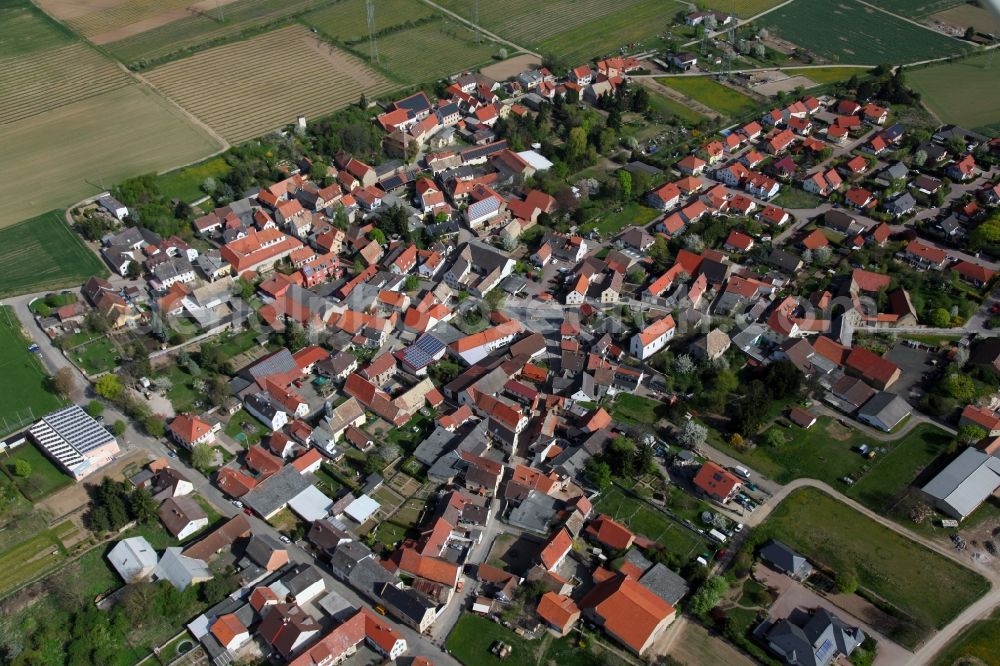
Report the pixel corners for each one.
[366,0,379,63]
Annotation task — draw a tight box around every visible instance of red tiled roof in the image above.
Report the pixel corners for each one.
[579,572,674,654]
[693,461,741,499]
[537,592,580,632]
[586,515,635,550]
[539,528,573,570]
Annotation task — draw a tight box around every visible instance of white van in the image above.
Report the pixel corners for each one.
[733,466,751,481]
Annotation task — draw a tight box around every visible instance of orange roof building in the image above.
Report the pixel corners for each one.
[537,592,581,636]
[585,515,635,550]
[579,572,675,655]
[539,528,573,571]
[693,461,742,503]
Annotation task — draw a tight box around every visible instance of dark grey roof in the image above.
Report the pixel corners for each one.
[282,563,324,598]
[376,582,436,623]
[639,563,690,606]
[765,607,865,666]
[243,466,312,518]
[414,426,458,466]
[246,349,299,383]
[760,540,811,578]
[244,533,285,567]
[622,548,653,575]
[857,391,910,429]
[506,490,559,534]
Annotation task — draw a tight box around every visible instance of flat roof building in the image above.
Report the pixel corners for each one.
[29,405,119,480]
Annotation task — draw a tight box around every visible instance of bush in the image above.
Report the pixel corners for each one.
[836,570,859,595]
[85,400,104,418]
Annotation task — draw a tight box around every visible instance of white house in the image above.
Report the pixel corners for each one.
[107,536,158,582]
[630,315,676,360]
[98,195,129,221]
[244,393,289,432]
[210,614,251,652]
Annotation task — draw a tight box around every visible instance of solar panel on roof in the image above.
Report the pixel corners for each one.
[815,638,834,661]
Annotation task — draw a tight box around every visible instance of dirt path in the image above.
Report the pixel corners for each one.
[635,77,720,119]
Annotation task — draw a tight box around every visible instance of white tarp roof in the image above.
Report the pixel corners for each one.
[343,494,380,524]
[288,485,334,522]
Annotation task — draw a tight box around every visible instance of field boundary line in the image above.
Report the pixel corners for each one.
[414,0,540,58]
[853,0,975,44]
[127,66,230,151]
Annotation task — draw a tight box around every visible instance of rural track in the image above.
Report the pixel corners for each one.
[415,0,541,59]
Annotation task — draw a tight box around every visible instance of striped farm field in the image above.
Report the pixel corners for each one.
[0,212,107,297]
[375,18,501,84]
[39,0,197,40]
[0,43,132,124]
[436,0,684,59]
[100,0,339,65]
[145,25,396,143]
[302,0,436,43]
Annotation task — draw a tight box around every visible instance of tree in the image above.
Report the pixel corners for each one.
[929,308,952,327]
[752,42,766,59]
[191,444,214,473]
[130,488,158,524]
[617,170,632,200]
[689,576,729,615]
[607,436,638,476]
[607,106,622,131]
[762,428,785,448]
[283,320,307,352]
[13,459,32,478]
[674,354,695,375]
[370,228,386,244]
[835,570,858,595]
[764,360,802,398]
[566,127,587,163]
[53,367,76,399]
[941,373,976,402]
[112,420,127,436]
[913,149,927,167]
[403,275,420,292]
[648,236,671,271]
[85,400,104,418]
[143,416,165,438]
[678,420,708,448]
[429,359,461,386]
[95,374,123,401]
[201,177,217,194]
[958,424,987,445]
[200,575,232,606]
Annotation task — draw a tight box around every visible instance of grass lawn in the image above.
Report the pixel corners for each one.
[791,66,871,86]
[610,393,668,426]
[0,212,107,295]
[908,54,1000,134]
[446,614,631,666]
[595,486,705,561]
[224,408,272,446]
[154,156,230,204]
[2,442,72,500]
[645,90,705,124]
[70,337,119,375]
[657,77,759,118]
[159,365,206,414]
[215,329,263,358]
[932,607,1000,666]
[374,18,500,85]
[385,412,435,453]
[760,487,989,647]
[711,418,950,503]
[581,202,660,236]
[772,187,824,209]
[0,520,75,597]
[0,306,65,435]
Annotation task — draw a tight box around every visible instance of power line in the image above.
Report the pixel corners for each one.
[366,0,379,63]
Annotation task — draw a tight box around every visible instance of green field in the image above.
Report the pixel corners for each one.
[154,156,230,204]
[908,54,1000,134]
[790,66,872,85]
[761,488,989,647]
[695,0,790,17]
[446,613,632,666]
[657,77,758,118]
[534,0,686,63]
[609,393,669,426]
[0,0,75,56]
[101,0,341,65]
[0,212,107,296]
[762,0,967,65]
[437,0,684,61]
[645,89,705,124]
[582,202,662,236]
[0,520,75,597]
[594,486,705,560]
[0,306,65,436]
[865,0,965,19]
[2,442,72,500]
[712,417,951,502]
[302,0,436,42]
[374,18,501,84]
[932,607,1000,666]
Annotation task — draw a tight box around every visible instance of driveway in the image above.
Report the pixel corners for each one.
[756,566,913,666]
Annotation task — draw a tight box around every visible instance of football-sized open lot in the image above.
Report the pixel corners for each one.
[761,487,989,647]
[144,24,396,143]
[437,0,686,61]
[657,76,759,119]
[762,0,966,65]
[0,213,107,297]
[0,306,65,435]
[908,54,1000,135]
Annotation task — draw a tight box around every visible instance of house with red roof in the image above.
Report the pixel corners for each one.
[845,187,876,210]
[844,347,901,389]
[903,239,949,270]
[537,592,581,637]
[764,129,796,154]
[802,169,842,197]
[723,230,754,252]
[676,155,707,176]
[947,154,978,182]
[800,229,829,251]
[951,260,995,287]
[844,155,869,176]
[646,182,681,210]
[211,613,250,652]
[579,572,675,655]
[630,315,675,360]
[693,461,742,503]
[585,515,635,550]
[538,528,573,572]
[168,413,217,449]
[758,205,790,226]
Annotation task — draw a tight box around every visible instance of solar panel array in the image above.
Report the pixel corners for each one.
[402,334,445,370]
